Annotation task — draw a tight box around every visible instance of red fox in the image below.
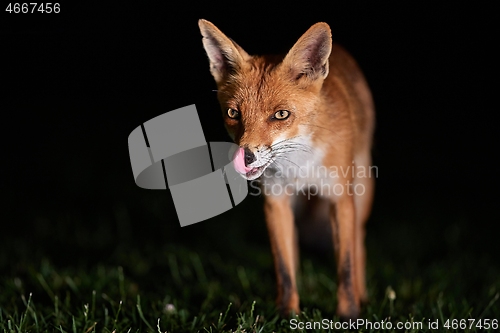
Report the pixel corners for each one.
[199,19,375,319]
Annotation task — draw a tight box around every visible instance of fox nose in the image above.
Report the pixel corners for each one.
[244,147,256,166]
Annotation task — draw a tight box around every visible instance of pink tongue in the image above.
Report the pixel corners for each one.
[233,147,253,174]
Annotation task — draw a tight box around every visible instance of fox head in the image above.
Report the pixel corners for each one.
[199,19,332,180]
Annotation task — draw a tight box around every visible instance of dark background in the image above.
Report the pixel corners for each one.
[2,2,498,274]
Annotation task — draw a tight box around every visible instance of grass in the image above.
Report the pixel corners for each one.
[1,192,500,332]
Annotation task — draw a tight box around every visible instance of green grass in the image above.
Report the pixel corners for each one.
[1,194,500,332]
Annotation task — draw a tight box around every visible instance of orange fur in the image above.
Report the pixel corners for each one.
[199,19,375,319]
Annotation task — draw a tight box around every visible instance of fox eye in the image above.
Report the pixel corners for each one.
[227,108,240,119]
[274,110,290,120]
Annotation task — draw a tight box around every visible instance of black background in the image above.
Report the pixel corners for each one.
[2,2,498,266]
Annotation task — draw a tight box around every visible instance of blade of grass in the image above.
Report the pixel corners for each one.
[36,274,55,300]
[237,266,251,297]
[479,292,499,319]
[190,253,207,286]
[112,301,122,332]
[136,295,154,332]
[17,293,33,332]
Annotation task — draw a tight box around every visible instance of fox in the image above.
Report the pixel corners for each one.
[198,19,375,319]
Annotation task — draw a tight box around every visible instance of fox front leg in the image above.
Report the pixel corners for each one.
[331,194,361,319]
[264,195,300,316]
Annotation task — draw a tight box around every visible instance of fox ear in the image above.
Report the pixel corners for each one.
[282,22,332,81]
[198,19,250,84]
